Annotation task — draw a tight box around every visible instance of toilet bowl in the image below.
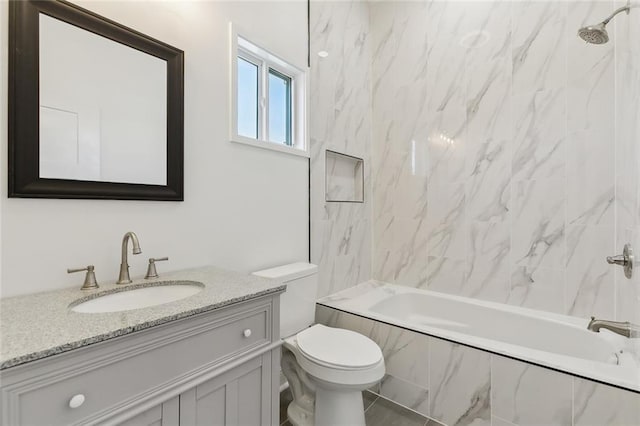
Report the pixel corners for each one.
[252,263,385,426]
[282,324,385,426]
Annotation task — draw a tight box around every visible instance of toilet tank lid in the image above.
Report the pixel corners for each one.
[252,262,318,282]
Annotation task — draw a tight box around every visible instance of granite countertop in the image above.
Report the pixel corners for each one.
[0,266,285,370]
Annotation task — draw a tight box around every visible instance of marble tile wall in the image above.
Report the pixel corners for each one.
[317,304,640,426]
[614,0,640,358]
[369,0,640,324]
[310,0,373,298]
[309,1,640,422]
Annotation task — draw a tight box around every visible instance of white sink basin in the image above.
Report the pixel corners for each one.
[70,281,203,313]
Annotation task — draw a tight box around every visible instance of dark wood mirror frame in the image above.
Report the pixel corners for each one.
[8,0,184,200]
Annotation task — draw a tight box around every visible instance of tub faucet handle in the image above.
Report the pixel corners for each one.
[606,244,633,279]
[67,265,99,290]
[607,255,627,265]
[145,257,168,279]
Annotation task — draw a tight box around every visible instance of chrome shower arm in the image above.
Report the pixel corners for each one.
[602,4,630,24]
[578,0,633,45]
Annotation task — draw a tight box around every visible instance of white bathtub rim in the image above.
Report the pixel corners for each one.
[319,280,590,328]
[317,282,640,394]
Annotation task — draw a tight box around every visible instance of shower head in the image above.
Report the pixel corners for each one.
[577,3,631,45]
[578,22,609,44]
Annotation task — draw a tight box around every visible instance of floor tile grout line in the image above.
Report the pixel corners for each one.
[492,413,518,426]
[363,394,380,414]
[281,389,445,426]
[424,417,445,426]
[366,391,444,425]
[368,391,435,422]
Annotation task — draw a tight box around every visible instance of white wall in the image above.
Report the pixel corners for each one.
[0,0,309,297]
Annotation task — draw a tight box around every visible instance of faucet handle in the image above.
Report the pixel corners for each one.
[606,243,633,279]
[145,257,168,279]
[67,265,99,290]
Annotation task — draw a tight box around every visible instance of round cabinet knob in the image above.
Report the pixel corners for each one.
[243,329,252,338]
[69,394,85,409]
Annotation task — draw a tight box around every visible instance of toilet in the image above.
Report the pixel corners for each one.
[252,263,385,426]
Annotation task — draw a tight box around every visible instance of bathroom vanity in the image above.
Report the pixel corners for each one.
[0,267,285,425]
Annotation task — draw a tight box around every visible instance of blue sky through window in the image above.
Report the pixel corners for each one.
[268,71,290,145]
[237,57,258,139]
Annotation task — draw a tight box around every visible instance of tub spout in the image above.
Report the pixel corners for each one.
[587,317,639,338]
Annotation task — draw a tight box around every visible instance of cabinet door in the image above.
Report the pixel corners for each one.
[180,353,273,426]
[118,397,179,426]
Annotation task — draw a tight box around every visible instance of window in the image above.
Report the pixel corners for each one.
[237,57,259,139]
[268,69,292,146]
[229,24,307,157]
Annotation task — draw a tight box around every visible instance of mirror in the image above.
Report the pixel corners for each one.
[39,14,167,185]
[9,0,184,200]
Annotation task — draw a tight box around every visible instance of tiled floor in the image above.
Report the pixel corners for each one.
[279,389,442,426]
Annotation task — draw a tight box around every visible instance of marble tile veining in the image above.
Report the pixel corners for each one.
[429,339,491,426]
[565,224,615,318]
[492,356,572,426]
[316,296,640,426]
[573,378,640,426]
[366,0,638,327]
[310,0,372,299]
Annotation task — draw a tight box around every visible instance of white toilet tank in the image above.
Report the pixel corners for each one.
[252,263,318,338]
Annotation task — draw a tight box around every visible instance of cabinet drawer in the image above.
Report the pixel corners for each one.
[12,306,269,425]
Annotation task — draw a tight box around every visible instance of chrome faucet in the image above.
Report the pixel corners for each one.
[117,232,142,284]
[587,316,639,338]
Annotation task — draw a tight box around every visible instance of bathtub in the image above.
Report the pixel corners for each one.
[317,281,640,393]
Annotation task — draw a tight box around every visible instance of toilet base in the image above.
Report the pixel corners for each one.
[315,387,365,426]
[287,394,315,426]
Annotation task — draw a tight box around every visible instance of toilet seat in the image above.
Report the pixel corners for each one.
[284,325,385,387]
[296,324,382,370]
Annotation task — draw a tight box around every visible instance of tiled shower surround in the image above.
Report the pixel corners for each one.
[317,305,640,426]
[310,0,373,298]
[371,0,640,325]
[309,0,640,422]
[310,0,640,321]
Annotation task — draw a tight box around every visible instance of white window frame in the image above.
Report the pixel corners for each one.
[229,23,309,158]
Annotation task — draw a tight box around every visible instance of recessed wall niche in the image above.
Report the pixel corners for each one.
[325,150,364,203]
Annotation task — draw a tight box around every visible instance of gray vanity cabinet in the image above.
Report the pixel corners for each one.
[119,397,179,426]
[179,352,272,425]
[0,293,282,426]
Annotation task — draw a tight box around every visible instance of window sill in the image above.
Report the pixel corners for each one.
[230,135,310,158]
